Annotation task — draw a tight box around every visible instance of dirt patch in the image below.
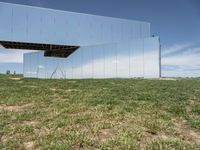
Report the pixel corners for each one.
[9,78,21,81]
[173,118,200,145]
[50,88,80,93]
[23,85,38,88]
[186,97,199,119]
[34,127,50,136]
[0,103,33,112]
[1,134,23,145]
[50,88,57,91]
[68,81,77,83]
[65,89,79,92]
[139,132,170,148]
[1,135,8,144]
[159,78,177,81]
[24,141,35,150]
[139,119,200,145]
[23,120,39,126]
[98,128,115,142]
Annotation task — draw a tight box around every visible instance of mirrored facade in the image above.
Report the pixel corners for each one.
[0,2,161,79]
[24,37,160,79]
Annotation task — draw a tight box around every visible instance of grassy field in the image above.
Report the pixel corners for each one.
[0,74,200,149]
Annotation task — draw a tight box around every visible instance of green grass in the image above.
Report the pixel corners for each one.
[0,74,200,149]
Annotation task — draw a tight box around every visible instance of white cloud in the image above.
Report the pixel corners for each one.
[38,65,45,69]
[162,46,200,66]
[162,43,192,56]
[0,49,37,63]
[162,52,200,66]
[0,44,5,49]
[162,44,200,77]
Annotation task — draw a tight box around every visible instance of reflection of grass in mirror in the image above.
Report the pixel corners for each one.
[0,74,200,149]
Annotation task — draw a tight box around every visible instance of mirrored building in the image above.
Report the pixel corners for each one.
[0,2,161,79]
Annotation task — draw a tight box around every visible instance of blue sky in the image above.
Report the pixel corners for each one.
[0,0,200,77]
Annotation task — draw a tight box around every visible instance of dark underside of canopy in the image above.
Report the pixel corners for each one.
[0,40,80,58]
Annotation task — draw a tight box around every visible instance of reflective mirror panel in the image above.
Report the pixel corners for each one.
[24,37,160,79]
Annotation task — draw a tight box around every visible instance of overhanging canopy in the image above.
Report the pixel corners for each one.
[0,40,80,58]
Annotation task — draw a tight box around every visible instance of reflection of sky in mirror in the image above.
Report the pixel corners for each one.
[24,37,160,79]
[0,2,149,46]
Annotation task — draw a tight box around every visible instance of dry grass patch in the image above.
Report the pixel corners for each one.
[50,88,57,91]
[173,118,200,145]
[9,77,22,81]
[34,127,50,137]
[0,103,33,112]
[139,132,170,149]
[22,85,38,88]
[159,78,177,81]
[23,141,35,150]
[23,120,39,126]
[67,81,77,83]
[65,89,80,92]
[98,128,115,142]
[50,88,80,93]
